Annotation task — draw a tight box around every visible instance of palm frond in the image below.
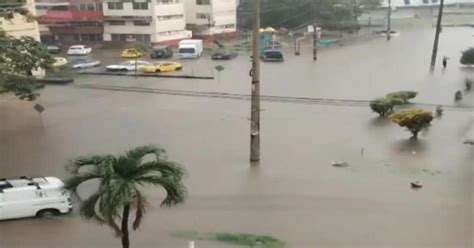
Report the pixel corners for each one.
[65,155,114,175]
[132,190,147,230]
[80,192,107,225]
[64,173,101,201]
[138,176,187,207]
[106,217,123,237]
[126,144,166,162]
[137,161,185,181]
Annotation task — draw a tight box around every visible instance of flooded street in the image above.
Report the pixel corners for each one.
[1,23,473,248]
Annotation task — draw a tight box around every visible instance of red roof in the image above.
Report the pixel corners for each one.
[40,10,103,23]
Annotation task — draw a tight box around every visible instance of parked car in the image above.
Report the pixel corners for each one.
[52,57,68,67]
[0,176,72,220]
[178,39,203,59]
[376,30,400,37]
[150,45,173,59]
[260,49,284,62]
[46,44,60,54]
[71,59,101,69]
[67,45,92,55]
[121,48,143,58]
[141,61,182,73]
[211,49,238,60]
[106,60,150,71]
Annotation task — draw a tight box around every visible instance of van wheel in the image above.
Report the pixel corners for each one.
[37,209,60,218]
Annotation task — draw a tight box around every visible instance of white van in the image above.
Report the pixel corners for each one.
[178,39,203,59]
[0,177,72,220]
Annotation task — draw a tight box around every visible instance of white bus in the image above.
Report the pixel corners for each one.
[0,177,72,220]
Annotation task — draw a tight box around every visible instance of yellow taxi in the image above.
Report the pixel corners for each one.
[141,61,183,73]
[121,48,143,58]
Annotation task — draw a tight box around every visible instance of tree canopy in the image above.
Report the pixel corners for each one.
[238,0,381,31]
[389,109,434,139]
[0,31,54,100]
[460,48,474,66]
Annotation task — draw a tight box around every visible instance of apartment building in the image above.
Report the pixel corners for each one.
[36,0,104,44]
[185,0,236,37]
[102,0,191,44]
[0,0,40,40]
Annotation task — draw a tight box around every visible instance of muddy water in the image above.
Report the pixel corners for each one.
[0,24,473,248]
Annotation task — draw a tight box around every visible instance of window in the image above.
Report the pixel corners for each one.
[111,34,127,41]
[156,14,183,21]
[108,21,126,26]
[196,13,210,19]
[221,24,235,29]
[133,2,148,9]
[196,0,210,5]
[133,20,150,26]
[403,0,410,5]
[107,2,123,10]
[157,0,179,4]
[80,34,103,42]
[86,3,95,10]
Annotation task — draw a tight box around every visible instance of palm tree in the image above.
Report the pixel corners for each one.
[65,145,187,248]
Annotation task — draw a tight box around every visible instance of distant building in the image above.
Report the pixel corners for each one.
[36,0,104,44]
[0,0,40,40]
[184,0,236,37]
[379,0,470,7]
[102,0,191,45]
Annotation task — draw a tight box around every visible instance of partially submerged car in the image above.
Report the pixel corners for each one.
[260,49,284,62]
[71,59,101,69]
[141,61,182,73]
[150,45,173,59]
[211,49,238,60]
[67,45,92,55]
[106,60,150,71]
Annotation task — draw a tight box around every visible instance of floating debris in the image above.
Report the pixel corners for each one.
[332,161,349,167]
[411,181,423,189]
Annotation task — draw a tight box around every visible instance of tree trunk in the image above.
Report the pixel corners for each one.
[411,131,419,139]
[121,204,131,248]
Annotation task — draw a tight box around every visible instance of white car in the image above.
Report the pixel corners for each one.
[67,45,92,55]
[52,57,68,67]
[71,59,101,69]
[106,60,150,72]
[0,176,72,220]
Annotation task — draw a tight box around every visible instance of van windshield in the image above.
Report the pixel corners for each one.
[179,48,195,54]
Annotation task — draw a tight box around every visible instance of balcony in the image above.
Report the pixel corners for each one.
[48,25,103,34]
[40,10,103,23]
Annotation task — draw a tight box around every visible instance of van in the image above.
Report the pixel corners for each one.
[178,39,203,59]
[150,45,173,59]
[0,177,72,220]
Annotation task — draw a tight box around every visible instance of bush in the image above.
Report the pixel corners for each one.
[460,48,474,65]
[370,98,394,116]
[386,91,418,103]
[215,233,285,248]
[389,109,434,139]
[465,78,472,91]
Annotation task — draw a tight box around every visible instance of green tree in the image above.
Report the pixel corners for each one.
[460,48,474,66]
[0,31,54,100]
[65,145,187,248]
[386,91,418,103]
[389,109,434,139]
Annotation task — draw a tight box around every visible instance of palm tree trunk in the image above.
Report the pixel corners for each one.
[121,204,131,248]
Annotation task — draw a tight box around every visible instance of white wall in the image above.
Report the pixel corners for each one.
[104,21,153,35]
[103,2,152,16]
[380,0,467,7]
[0,0,40,40]
[185,0,212,24]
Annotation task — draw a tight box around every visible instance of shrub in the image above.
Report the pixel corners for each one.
[386,91,418,103]
[460,48,474,65]
[215,233,285,248]
[465,78,472,91]
[389,109,434,139]
[370,98,394,116]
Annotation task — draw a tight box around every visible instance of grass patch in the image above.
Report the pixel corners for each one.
[214,233,285,248]
[171,231,285,248]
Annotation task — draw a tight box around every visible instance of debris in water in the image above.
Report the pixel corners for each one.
[332,161,349,167]
[411,181,423,189]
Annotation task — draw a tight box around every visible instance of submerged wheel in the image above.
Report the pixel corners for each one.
[37,209,60,218]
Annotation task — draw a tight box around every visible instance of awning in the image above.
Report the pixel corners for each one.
[40,10,103,23]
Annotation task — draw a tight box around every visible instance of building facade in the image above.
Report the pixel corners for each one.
[380,0,469,7]
[102,0,191,44]
[37,0,104,44]
[0,0,41,40]
[185,0,236,37]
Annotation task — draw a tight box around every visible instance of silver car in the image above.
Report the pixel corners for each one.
[71,59,101,69]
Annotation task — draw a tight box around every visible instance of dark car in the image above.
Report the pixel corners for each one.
[46,44,61,54]
[211,49,238,60]
[150,45,173,59]
[260,49,284,62]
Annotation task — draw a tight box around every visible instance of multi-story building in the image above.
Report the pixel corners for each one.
[36,0,104,44]
[184,0,236,37]
[0,0,40,40]
[102,0,191,45]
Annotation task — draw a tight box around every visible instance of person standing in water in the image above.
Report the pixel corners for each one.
[442,56,449,69]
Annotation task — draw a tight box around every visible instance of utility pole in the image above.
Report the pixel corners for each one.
[387,0,392,41]
[313,23,317,61]
[430,0,445,71]
[250,0,261,162]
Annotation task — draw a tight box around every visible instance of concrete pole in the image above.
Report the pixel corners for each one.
[430,0,445,71]
[313,24,317,61]
[250,0,261,163]
[387,0,391,41]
